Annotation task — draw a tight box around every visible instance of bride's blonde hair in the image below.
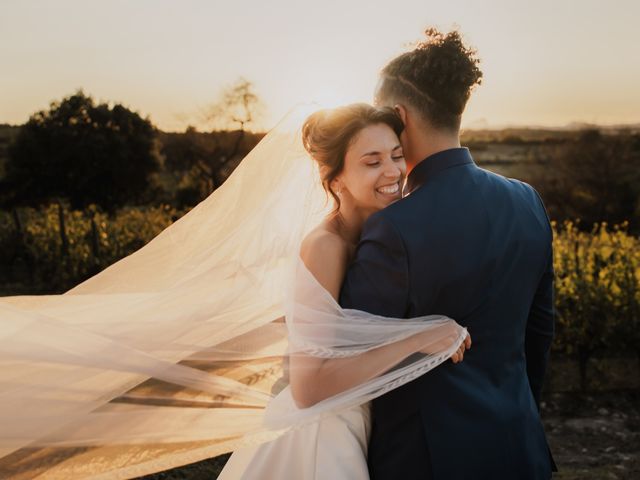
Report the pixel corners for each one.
[301,103,403,211]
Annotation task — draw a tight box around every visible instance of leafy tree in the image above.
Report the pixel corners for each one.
[1,90,160,212]
[161,126,219,195]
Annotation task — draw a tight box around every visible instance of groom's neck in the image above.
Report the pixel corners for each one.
[406,129,461,175]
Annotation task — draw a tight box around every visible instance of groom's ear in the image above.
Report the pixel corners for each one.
[394,104,408,127]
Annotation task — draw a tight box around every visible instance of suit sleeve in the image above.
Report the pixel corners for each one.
[339,212,409,318]
[525,189,555,410]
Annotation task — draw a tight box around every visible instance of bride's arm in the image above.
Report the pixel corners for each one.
[289,232,468,409]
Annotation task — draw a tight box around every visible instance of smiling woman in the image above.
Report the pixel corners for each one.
[216,102,467,480]
[301,103,405,216]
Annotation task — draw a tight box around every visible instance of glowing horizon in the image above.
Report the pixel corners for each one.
[1,0,639,132]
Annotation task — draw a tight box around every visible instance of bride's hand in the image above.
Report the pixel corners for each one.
[450,332,472,364]
[414,325,471,363]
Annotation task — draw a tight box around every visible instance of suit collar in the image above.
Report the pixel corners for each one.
[403,147,475,195]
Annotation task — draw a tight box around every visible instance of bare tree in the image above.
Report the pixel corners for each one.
[162,79,265,202]
[206,77,264,131]
[205,79,264,181]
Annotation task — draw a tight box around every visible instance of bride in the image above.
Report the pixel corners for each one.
[0,103,468,479]
[221,103,471,479]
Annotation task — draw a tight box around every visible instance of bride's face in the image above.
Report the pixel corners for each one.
[335,123,406,215]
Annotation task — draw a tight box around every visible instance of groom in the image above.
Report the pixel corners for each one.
[339,29,556,479]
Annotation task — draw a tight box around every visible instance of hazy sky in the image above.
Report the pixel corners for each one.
[1,0,638,131]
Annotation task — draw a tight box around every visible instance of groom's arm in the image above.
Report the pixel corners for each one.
[339,212,409,318]
[525,247,554,409]
[525,190,555,410]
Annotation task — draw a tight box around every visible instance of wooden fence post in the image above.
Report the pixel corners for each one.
[88,206,101,272]
[11,208,23,242]
[57,200,69,258]
[11,207,35,282]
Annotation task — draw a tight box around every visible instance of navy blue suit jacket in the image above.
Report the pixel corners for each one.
[339,148,555,480]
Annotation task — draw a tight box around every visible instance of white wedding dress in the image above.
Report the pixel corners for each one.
[219,389,371,480]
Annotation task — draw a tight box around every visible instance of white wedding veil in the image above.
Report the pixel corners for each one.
[0,105,466,479]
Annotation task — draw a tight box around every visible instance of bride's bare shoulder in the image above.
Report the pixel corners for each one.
[299,225,349,300]
[300,225,348,260]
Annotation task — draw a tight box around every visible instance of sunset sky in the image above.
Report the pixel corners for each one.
[1,0,638,131]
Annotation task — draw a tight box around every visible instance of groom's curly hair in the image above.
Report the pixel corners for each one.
[377,28,483,131]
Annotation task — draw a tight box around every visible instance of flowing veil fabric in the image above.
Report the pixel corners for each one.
[0,106,466,479]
